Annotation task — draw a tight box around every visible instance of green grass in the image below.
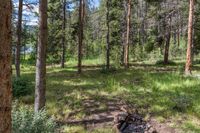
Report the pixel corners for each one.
[14,59,200,133]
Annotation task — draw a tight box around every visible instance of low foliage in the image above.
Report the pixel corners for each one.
[155,60,176,65]
[12,77,32,97]
[12,103,56,133]
[173,94,193,112]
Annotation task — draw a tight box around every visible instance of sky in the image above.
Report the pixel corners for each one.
[13,0,100,25]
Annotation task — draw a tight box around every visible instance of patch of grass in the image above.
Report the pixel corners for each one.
[17,60,200,132]
[155,60,176,66]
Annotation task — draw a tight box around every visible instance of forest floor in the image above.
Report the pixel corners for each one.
[17,59,200,133]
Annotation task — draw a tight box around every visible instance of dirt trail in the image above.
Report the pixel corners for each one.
[60,97,180,133]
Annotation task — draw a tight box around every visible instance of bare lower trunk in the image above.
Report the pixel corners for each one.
[78,0,84,73]
[177,27,180,47]
[15,0,23,77]
[34,0,48,112]
[0,1,12,132]
[106,0,110,70]
[185,0,194,75]
[61,0,66,68]
[164,17,172,64]
[124,0,131,68]
[164,33,171,64]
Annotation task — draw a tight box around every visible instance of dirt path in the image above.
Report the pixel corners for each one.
[58,97,181,133]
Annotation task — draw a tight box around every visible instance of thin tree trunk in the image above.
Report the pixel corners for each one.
[124,0,131,68]
[78,0,84,73]
[177,24,180,47]
[164,33,171,64]
[61,0,66,68]
[185,0,194,75]
[15,0,23,77]
[177,0,180,47]
[106,0,110,70]
[164,17,172,64]
[24,44,26,60]
[0,1,12,132]
[34,0,48,112]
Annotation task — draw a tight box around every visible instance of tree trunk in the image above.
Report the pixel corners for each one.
[185,0,194,75]
[124,0,131,68]
[177,25,180,47]
[106,0,110,70]
[34,0,48,112]
[164,32,171,64]
[177,4,180,47]
[164,17,172,64]
[0,1,12,132]
[61,0,66,68]
[15,0,23,77]
[78,0,84,73]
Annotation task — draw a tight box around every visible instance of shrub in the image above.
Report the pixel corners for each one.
[105,78,120,92]
[12,104,56,133]
[172,94,193,112]
[12,77,32,97]
[177,65,185,75]
[100,66,117,74]
[155,60,176,66]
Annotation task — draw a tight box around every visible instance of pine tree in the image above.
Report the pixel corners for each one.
[185,0,194,75]
[78,0,85,73]
[15,0,23,77]
[0,0,12,132]
[35,0,48,112]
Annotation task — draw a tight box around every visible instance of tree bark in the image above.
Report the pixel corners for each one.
[177,2,180,47]
[106,0,110,70]
[0,1,12,132]
[124,0,131,68]
[15,0,23,77]
[185,0,194,75]
[78,0,85,73]
[35,0,48,112]
[61,0,66,68]
[164,17,172,64]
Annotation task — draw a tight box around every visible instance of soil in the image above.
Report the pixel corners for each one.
[61,98,181,133]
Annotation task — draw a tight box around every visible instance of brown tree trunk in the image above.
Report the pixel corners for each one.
[164,33,171,64]
[0,1,12,132]
[61,0,66,68]
[15,0,23,77]
[177,25,180,47]
[124,0,131,68]
[177,0,180,47]
[34,0,48,112]
[106,0,110,70]
[78,0,85,74]
[185,0,194,75]
[164,17,172,64]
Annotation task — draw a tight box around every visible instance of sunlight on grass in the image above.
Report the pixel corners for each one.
[16,60,200,132]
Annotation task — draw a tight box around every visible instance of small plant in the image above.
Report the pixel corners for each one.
[12,77,32,97]
[177,65,185,75]
[172,94,193,112]
[12,103,56,133]
[155,60,176,66]
[105,78,120,92]
[100,66,116,74]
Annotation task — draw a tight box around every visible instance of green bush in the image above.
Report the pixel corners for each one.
[172,94,193,112]
[155,60,176,65]
[144,36,155,53]
[177,65,185,75]
[100,66,117,74]
[12,104,56,133]
[12,77,32,97]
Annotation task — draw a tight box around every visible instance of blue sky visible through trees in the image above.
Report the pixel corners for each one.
[13,0,100,25]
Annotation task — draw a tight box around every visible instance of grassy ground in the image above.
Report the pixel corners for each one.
[15,59,200,133]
